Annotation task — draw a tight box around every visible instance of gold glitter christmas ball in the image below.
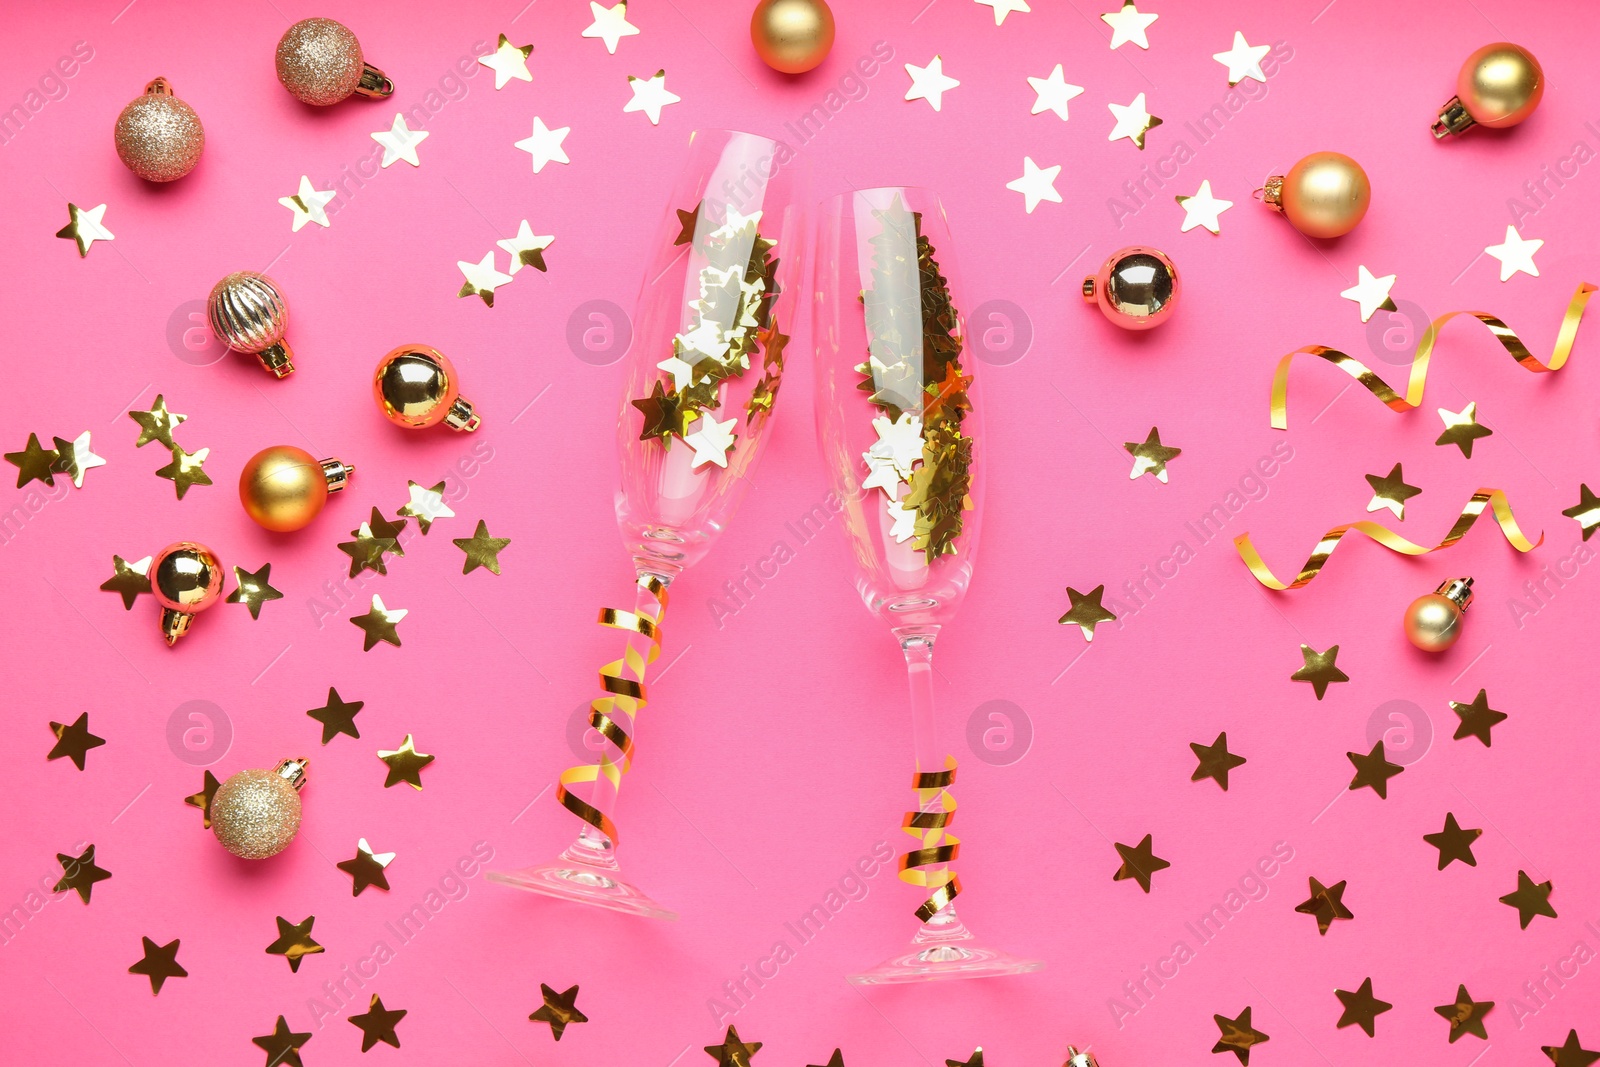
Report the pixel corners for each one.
[751,0,835,74]
[373,345,481,431]
[210,760,308,859]
[114,78,204,182]
[275,17,392,106]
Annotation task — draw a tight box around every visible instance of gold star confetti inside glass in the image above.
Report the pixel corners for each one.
[813,186,1039,984]
[487,130,805,922]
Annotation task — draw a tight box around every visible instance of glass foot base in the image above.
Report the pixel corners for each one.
[486,860,679,921]
[848,937,1044,985]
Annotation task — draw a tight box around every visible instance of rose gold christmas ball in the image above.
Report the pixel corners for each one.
[114,78,204,182]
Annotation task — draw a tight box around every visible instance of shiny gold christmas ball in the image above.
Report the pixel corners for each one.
[211,760,308,859]
[1263,152,1370,239]
[374,345,481,431]
[151,541,224,645]
[751,0,835,74]
[114,78,203,182]
[208,271,294,378]
[1456,42,1543,128]
[1082,247,1180,330]
[275,17,392,106]
[239,446,353,532]
[1404,577,1474,652]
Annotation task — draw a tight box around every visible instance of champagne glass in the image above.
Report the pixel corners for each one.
[813,187,1042,982]
[488,130,804,919]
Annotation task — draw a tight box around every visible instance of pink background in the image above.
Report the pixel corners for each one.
[4,0,1599,1064]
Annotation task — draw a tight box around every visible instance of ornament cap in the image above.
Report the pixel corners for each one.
[1436,575,1475,609]
[1081,276,1098,302]
[356,64,394,98]
[1432,96,1475,138]
[256,340,295,378]
[320,458,355,492]
[275,758,311,790]
[1258,174,1285,211]
[444,397,481,432]
[144,76,174,97]
[1063,1048,1100,1067]
[159,606,192,646]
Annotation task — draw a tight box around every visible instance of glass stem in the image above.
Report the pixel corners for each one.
[898,626,966,936]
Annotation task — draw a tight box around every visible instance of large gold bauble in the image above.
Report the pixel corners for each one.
[114,78,203,182]
[239,446,335,532]
[1458,42,1543,128]
[373,345,480,431]
[1273,152,1370,239]
[150,541,224,646]
[275,17,392,106]
[751,0,835,74]
[211,761,307,859]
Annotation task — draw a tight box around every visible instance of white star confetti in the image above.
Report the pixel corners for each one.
[861,456,903,498]
[1484,225,1543,281]
[686,414,738,469]
[624,70,680,125]
[478,33,533,89]
[514,117,571,172]
[886,498,917,542]
[370,113,429,168]
[868,413,925,477]
[497,220,554,275]
[456,251,514,307]
[1340,265,1398,322]
[1175,179,1233,234]
[1006,156,1062,213]
[904,55,960,111]
[1101,0,1158,49]
[1108,93,1162,149]
[1027,64,1084,121]
[583,1,639,53]
[975,0,1030,25]
[1212,31,1270,85]
[278,175,335,231]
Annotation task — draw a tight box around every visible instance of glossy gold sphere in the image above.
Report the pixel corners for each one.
[1458,42,1543,128]
[276,17,367,105]
[1084,247,1180,330]
[1278,152,1370,238]
[240,446,327,532]
[1404,593,1464,652]
[211,767,303,859]
[374,345,479,431]
[114,79,203,182]
[151,542,224,612]
[751,0,835,74]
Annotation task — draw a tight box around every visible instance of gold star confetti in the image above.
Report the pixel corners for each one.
[184,770,220,828]
[5,433,59,488]
[338,523,399,577]
[100,554,153,609]
[1212,30,1270,85]
[946,1051,984,1067]
[810,1052,846,1067]
[632,381,686,444]
[337,838,394,895]
[1295,875,1354,934]
[1058,584,1116,641]
[1211,1007,1268,1064]
[56,202,114,256]
[265,915,324,973]
[1562,483,1600,540]
[686,413,738,469]
[904,55,960,111]
[252,1016,312,1067]
[1124,426,1180,482]
[457,250,514,307]
[1500,870,1556,928]
[706,1026,763,1066]
[47,713,105,770]
[51,432,106,488]
[1435,401,1492,456]
[351,594,407,650]
[399,480,454,533]
[673,202,702,245]
[1028,63,1083,120]
[350,994,407,1051]
[479,33,533,89]
[1435,984,1493,1042]
[377,734,435,790]
[452,519,511,575]
[227,563,283,619]
[1347,741,1403,798]
[1005,156,1062,213]
[1334,977,1392,1036]
[128,936,186,994]
[498,220,554,276]
[1340,265,1398,323]
[370,112,429,168]
[1423,812,1481,869]
[54,844,111,903]
[1290,643,1348,700]
[1364,462,1420,519]
[1451,689,1507,746]
[364,507,407,551]
[514,116,571,172]
[1101,0,1158,47]
[583,1,639,52]
[279,174,335,231]
[154,444,212,499]
[308,687,364,744]
[1108,93,1162,148]
[529,983,588,1041]
[1175,179,1232,234]
[1544,1031,1600,1066]
[976,0,1030,24]
[1190,731,1246,790]
[1485,224,1543,281]
[624,69,680,124]
[128,394,187,448]
[1112,833,1170,893]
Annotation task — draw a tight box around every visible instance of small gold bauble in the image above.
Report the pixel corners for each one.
[275,17,392,106]
[150,541,224,646]
[1082,246,1180,330]
[114,78,203,182]
[751,0,835,74]
[1262,152,1370,239]
[373,345,480,431]
[1458,42,1543,128]
[208,271,294,378]
[1404,577,1474,652]
[210,759,308,860]
[239,446,354,532]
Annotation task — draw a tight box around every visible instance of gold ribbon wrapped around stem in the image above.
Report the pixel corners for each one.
[1234,488,1541,590]
[1269,281,1596,429]
[900,756,961,922]
[555,574,669,843]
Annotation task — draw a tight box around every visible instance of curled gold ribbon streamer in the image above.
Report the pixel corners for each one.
[555,574,668,843]
[1233,488,1541,590]
[900,756,961,922]
[1269,281,1596,429]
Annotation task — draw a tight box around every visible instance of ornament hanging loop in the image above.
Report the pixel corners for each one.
[356,64,394,98]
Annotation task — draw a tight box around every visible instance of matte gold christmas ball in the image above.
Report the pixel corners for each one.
[1404,577,1474,652]
[150,541,224,646]
[1433,42,1543,137]
[751,0,835,74]
[210,759,308,860]
[239,446,354,532]
[1261,152,1370,239]
[275,17,392,106]
[373,345,481,431]
[1082,246,1180,330]
[114,77,204,182]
